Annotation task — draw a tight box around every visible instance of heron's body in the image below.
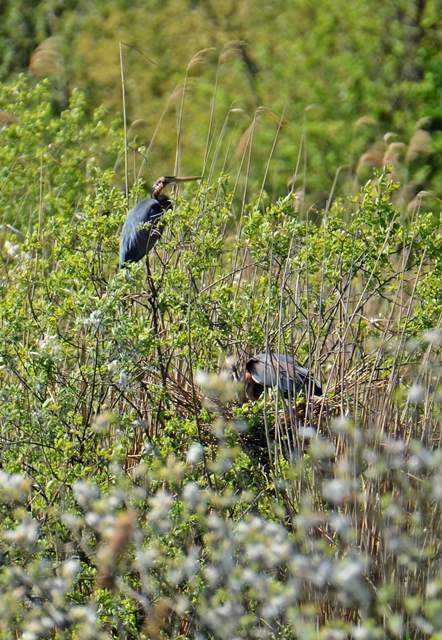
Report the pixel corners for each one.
[119,197,168,266]
[244,352,322,401]
[119,175,202,268]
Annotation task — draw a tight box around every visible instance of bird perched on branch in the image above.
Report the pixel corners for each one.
[244,352,322,401]
[119,175,202,268]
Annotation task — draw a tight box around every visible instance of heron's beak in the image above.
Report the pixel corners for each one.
[171,176,203,184]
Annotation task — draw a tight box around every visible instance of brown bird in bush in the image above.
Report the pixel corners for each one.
[244,352,322,402]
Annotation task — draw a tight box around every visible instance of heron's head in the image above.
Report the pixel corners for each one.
[151,175,203,199]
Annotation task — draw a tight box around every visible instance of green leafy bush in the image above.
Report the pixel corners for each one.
[0,80,441,638]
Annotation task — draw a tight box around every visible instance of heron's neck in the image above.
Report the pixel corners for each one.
[155,192,172,210]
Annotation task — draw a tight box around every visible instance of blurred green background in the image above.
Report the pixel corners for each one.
[2,0,442,208]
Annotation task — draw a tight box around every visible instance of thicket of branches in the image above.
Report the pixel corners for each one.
[0,79,441,638]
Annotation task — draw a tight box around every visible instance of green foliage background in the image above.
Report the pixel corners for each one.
[1,0,442,206]
[1,2,442,639]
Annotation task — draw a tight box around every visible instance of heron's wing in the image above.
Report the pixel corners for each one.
[248,353,322,396]
[283,355,322,396]
[265,354,302,394]
[123,199,164,234]
[281,356,309,390]
[120,199,164,264]
[247,354,281,388]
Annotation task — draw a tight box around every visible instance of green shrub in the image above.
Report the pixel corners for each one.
[0,80,441,638]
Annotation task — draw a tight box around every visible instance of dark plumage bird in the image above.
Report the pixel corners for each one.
[119,175,202,268]
[244,352,322,401]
